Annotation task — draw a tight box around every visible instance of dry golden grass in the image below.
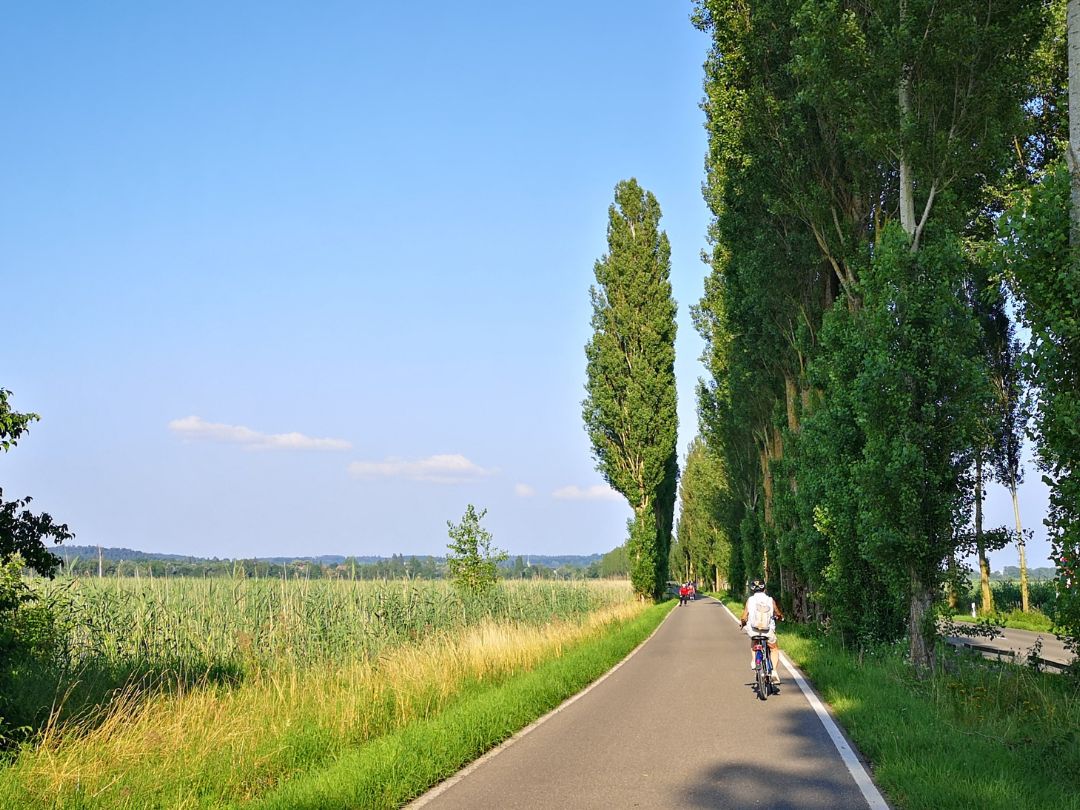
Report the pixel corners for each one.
[3,598,644,808]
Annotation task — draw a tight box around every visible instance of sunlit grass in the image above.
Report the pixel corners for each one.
[775,624,1080,810]
[38,576,633,674]
[1,583,651,808]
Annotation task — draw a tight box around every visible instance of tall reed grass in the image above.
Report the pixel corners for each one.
[38,577,631,676]
[0,589,645,809]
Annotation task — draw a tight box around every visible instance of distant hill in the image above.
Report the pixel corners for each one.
[57,545,602,569]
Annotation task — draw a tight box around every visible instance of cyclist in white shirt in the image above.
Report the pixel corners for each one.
[738,578,783,684]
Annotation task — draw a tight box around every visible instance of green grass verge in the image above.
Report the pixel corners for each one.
[241,601,674,810]
[780,628,1078,808]
[716,595,1079,809]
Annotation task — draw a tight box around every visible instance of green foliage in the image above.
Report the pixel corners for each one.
[852,230,988,632]
[445,505,506,597]
[0,490,72,579]
[0,389,38,453]
[998,160,1080,651]
[0,389,72,578]
[0,555,62,745]
[0,557,58,656]
[0,390,71,743]
[599,543,629,578]
[785,230,988,660]
[691,0,1053,676]
[953,577,1059,617]
[737,507,763,584]
[583,178,678,600]
[672,437,731,589]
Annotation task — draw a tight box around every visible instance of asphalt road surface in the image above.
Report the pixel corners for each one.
[410,597,885,810]
[944,622,1075,668]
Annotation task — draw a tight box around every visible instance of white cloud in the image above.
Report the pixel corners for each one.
[514,483,536,497]
[552,484,623,502]
[347,454,495,484]
[168,416,351,451]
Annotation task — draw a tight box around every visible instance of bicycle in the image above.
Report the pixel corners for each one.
[751,633,775,701]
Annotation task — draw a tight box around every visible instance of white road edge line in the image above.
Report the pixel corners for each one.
[719,601,890,810]
[406,603,677,808]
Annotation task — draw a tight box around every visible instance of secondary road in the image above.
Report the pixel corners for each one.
[943,623,1075,668]
[410,597,886,809]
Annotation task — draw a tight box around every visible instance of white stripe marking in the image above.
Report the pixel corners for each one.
[719,601,890,810]
[406,604,676,808]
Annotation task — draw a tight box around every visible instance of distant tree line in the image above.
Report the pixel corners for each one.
[54,550,610,582]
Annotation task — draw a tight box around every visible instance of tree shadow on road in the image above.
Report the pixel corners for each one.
[678,670,880,810]
[678,758,872,809]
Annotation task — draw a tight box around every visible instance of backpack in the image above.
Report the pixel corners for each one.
[750,597,773,632]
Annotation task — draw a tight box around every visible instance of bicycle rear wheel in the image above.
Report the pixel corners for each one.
[755,659,768,701]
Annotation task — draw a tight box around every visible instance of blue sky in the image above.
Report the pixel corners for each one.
[2,3,1053,570]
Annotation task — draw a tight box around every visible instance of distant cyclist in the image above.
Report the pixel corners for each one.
[739,579,783,684]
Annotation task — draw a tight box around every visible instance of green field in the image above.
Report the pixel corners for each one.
[1,577,654,808]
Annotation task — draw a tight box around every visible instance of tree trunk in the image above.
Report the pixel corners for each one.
[946,557,959,611]
[1069,0,1080,246]
[899,130,916,239]
[898,0,916,240]
[1010,483,1031,612]
[976,455,993,613]
[908,568,936,676]
[760,445,774,529]
[784,374,799,433]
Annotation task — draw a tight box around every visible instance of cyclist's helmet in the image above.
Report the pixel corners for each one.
[749,579,766,593]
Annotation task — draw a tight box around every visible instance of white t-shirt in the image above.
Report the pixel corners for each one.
[745,592,776,635]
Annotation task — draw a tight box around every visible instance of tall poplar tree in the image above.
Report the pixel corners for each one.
[584,179,678,600]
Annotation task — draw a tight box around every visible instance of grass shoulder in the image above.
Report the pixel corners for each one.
[247,600,674,809]
[773,621,1079,810]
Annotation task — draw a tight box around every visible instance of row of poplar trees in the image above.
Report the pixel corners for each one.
[682,0,1079,674]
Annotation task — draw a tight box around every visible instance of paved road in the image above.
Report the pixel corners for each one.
[410,598,883,809]
[944,623,1075,668]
